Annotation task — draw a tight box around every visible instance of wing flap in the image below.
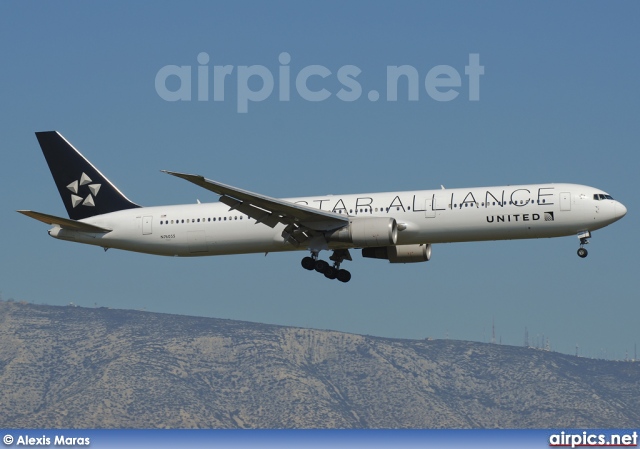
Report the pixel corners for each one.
[219,195,281,228]
[17,210,112,233]
[162,171,349,231]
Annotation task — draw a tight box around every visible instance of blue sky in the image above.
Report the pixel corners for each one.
[2,2,638,359]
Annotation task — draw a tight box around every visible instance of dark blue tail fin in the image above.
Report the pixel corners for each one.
[35,131,140,220]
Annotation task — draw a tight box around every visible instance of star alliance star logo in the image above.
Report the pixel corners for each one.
[66,172,101,208]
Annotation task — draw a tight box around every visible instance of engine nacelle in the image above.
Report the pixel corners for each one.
[327,217,398,247]
[362,243,432,263]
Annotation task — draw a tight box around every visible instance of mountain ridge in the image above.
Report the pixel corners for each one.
[0,301,638,428]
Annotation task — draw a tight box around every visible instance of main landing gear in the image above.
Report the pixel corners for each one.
[301,249,352,283]
[577,230,591,258]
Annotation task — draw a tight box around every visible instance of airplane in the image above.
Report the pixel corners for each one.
[18,131,627,283]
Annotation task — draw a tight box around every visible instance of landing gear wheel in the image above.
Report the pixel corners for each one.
[301,256,315,270]
[577,248,588,258]
[302,249,353,282]
[314,260,329,273]
[337,269,351,283]
[324,266,337,279]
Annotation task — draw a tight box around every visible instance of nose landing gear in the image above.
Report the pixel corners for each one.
[577,231,591,258]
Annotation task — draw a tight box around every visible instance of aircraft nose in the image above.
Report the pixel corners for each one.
[615,201,627,219]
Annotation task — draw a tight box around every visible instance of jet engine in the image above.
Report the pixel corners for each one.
[362,243,432,263]
[327,217,398,247]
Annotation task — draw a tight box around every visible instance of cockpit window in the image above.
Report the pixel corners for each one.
[594,194,614,201]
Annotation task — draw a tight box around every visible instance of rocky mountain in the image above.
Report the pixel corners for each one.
[0,300,638,428]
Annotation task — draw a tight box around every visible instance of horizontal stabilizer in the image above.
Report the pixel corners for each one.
[17,210,111,233]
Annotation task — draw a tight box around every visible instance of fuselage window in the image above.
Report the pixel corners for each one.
[224,217,227,221]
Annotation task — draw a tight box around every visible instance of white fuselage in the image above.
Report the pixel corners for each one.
[49,183,626,257]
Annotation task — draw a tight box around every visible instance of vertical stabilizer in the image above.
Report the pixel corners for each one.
[35,131,140,220]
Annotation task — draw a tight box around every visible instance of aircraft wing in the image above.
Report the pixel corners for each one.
[162,171,349,243]
[17,210,112,233]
